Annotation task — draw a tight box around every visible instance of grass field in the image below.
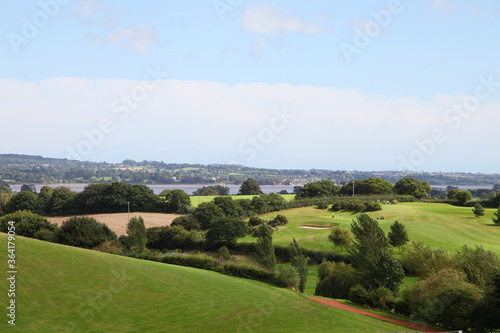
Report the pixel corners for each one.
[47,212,180,236]
[241,202,500,256]
[0,233,413,332]
[190,194,295,207]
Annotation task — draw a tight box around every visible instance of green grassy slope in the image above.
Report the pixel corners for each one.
[241,202,500,255]
[0,233,410,332]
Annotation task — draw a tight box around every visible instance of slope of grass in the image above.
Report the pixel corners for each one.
[241,202,500,256]
[0,233,411,332]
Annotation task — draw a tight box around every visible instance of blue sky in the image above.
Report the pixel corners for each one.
[1,0,499,173]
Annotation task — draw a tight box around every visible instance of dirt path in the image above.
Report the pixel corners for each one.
[309,298,442,332]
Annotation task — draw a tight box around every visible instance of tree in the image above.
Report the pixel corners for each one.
[165,189,191,213]
[192,185,230,196]
[37,186,53,212]
[328,226,352,252]
[393,178,431,199]
[6,191,38,213]
[448,189,472,205]
[348,214,404,292]
[472,202,485,218]
[0,210,59,241]
[255,224,276,271]
[469,272,500,333]
[171,215,201,230]
[289,237,308,293]
[296,180,340,198]
[44,186,77,215]
[159,189,171,197]
[58,216,117,249]
[213,196,243,218]
[387,221,409,253]
[493,206,500,224]
[124,216,147,253]
[238,178,263,195]
[20,184,36,193]
[205,217,248,246]
[193,202,226,229]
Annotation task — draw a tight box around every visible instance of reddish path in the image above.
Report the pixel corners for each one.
[309,298,442,332]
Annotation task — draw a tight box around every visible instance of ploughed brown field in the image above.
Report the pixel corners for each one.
[47,212,180,236]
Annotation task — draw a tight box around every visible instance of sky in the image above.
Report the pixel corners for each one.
[1,0,500,173]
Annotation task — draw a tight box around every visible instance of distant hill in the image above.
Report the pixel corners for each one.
[0,153,499,186]
[0,233,409,332]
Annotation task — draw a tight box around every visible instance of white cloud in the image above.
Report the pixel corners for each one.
[2,78,499,170]
[432,0,457,15]
[241,3,325,36]
[106,23,158,54]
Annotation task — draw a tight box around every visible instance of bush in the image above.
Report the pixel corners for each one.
[276,265,299,289]
[315,261,357,299]
[248,216,265,227]
[269,214,288,227]
[400,241,452,278]
[218,246,231,261]
[348,285,370,306]
[0,210,59,240]
[58,216,117,249]
[369,286,396,310]
[316,201,329,209]
[171,215,201,230]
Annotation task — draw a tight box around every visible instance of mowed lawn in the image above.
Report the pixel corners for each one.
[0,233,411,332]
[241,202,500,256]
[190,194,295,207]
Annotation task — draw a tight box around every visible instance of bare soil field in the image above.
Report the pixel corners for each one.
[48,212,180,236]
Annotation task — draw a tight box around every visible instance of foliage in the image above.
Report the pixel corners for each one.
[43,186,78,215]
[400,241,452,278]
[329,199,382,212]
[0,210,59,241]
[401,268,481,330]
[255,224,276,271]
[316,201,329,209]
[276,265,300,289]
[248,216,266,227]
[58,216,117,249]
[269,214,288,227]
[218,246,231,261]
[193,185,230,196]
[146,226,202,250]
[213,196,243,218]
[289,237,308,293]
[192,202,225,229]
[493,206,500,224]
[165,189,191,213]
[205,217,248,246]
[348,214,404,292]
[316,261,357,299]
[238,178,263,195]
[447,188,473,205]
[469,272,500,333]
[328,226,352,252]
[21,183,36,193]
[472,202,485,218]
[393,177,432,199]
[387,221,409,252]
[453,245,500,287]
[123,216,147,253]
[295,180,340,199]
[348,284,370,306]
[6,191,38,213]
[171,214,201,230]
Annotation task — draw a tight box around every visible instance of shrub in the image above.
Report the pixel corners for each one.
[248,216,265,227]
[171,215,201,230]
[58,216,117,249]
[348,285,370,306]
[400,241,452,278]
[218,246,231,261]
[316,201,329,209]
[369,286,396,310]
[95,240,124,254]
[315,261,357,299]
[6,191,38,213]
[269,214,288,227]
[0,210,59,240]
[276,265,299,289]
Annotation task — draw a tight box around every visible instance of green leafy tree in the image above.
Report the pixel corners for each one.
[328,226,352,252]
[493,206,500,224]
[158,189,171,197]
[469,272,500,333]
[289,237,308,293]
[213,196,243,218]
[165,189,191,213]
[37,186,53,212]
[0,184,13,196]
[205,217,248,246]
[20,184,36,193]
[58,216,117,249]
[44,186,77,215]
[255,224,276,271]
[472,202,485,218]
[387,221,410,253]
[238,178,263,195]
[393,177,431,199]
[357,178,394,195]
[348,214,404,292]
[124,216,147,253]
[171,215,201,230]
[448,189,472,205]
[193,202,226,229]
[6,191,38,213]
[0,210,59,241]
[297,180,340,198]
